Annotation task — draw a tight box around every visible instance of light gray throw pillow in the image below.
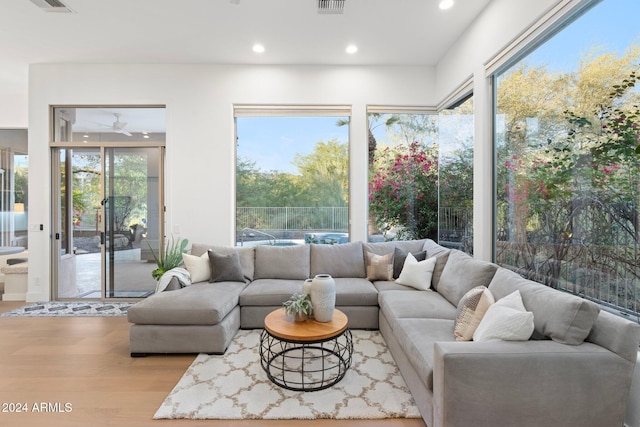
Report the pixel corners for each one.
[437,250,498,307]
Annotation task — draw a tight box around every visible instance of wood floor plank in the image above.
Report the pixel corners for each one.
[0,302,426,427]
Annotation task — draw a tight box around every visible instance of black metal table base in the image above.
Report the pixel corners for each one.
[259,329,353,392]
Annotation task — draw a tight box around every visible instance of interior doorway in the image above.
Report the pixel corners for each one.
[50,107,165,300]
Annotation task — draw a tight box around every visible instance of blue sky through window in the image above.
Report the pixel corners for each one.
[525,0,640,72]
[236,116,348,175]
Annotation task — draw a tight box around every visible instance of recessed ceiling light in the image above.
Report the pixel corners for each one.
[252,44,265,53]
[439,0,454,10]
[346,44,358,54]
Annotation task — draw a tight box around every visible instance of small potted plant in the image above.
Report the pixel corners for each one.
[282,293,313,322]
[147,236,189,280]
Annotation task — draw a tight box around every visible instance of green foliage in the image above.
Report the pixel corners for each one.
[292,139,349,207]
[236,138,349,210]
[147,236,189,280]
[368,141,439,240]
[496,52,640,293]
[282,293,313,319]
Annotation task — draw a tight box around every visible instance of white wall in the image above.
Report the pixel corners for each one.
[27,63,436,301]
[0,67,28,128]
[436,0,560,101]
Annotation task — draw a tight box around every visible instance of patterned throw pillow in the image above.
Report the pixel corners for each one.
[454,286,495,341]
[366,251,394,281]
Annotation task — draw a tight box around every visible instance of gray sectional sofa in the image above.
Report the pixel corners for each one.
[127,239,640,427]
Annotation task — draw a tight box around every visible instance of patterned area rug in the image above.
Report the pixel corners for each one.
[0,301,134,317]
[155,329,421,420]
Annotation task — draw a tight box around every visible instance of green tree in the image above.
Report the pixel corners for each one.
[495,48,640,293]
[292,138,349,207]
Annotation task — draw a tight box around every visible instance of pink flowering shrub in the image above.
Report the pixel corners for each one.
[368,141,438,240]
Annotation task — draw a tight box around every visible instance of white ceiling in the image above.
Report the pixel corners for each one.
[0,0,491,126]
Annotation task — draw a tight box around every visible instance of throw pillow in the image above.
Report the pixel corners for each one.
[437,250,498,307]
[366,251,394,281]
[393,247,427,279]
[207,250,245,283]
[395,253,437,291]
[182,252,210,283]
[473,290,534,342]
[454,286,495,341]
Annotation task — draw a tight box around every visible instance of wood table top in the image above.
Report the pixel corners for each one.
[264,308,348,342]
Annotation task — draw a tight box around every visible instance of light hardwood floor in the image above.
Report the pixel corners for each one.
[0,301,426,427]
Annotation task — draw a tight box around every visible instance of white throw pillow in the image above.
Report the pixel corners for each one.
[182,252,210,283]
[473,290,534,342]
[395,253,437,291]
[493,288,527,311]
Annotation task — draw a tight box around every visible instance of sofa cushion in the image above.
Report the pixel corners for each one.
[333,278,379,306]
[395,254,436,291]
[254,244,310,280]
[394,318,456,391]
[365,251,394,281]
[379,289,457,327]
[127,281,245,325]
[182,252,210,283]
[437,250,498,306]
[208,250,245,283]
[473,290,534,342]
[454,286,495,341]
[373,280,417,292]
[422,239,451,290]
[191,244,255,282]
[363,239,427,257]
[310,242,366,278]
[488,268,600,345]
[393,247,427,279]
[239,279,304,306]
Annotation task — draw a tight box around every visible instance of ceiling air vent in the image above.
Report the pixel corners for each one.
[317,0,345,15]
[29,0,74,13]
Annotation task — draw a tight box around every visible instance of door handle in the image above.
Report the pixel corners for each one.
[100,232,105,245]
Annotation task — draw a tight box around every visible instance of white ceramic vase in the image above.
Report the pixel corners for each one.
[310,274,335,322]
[302,278,313,295]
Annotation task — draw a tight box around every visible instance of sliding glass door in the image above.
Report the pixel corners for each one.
[51,107,165,300]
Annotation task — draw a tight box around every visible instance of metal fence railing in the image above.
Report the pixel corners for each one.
[236,207,348,234]
[497,241,640,320]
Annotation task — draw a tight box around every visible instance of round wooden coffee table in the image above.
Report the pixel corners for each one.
[259,308,353,391]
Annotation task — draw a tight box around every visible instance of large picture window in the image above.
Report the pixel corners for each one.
[495,0,640,317]
[438,97,474,253]
[235,108,350,246]
[366,106,474,252]
[367,111,439,242]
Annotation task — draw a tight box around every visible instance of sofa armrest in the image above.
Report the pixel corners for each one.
[433,340,634,427]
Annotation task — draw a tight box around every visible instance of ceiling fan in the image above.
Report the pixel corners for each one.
[111,113,132,136]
